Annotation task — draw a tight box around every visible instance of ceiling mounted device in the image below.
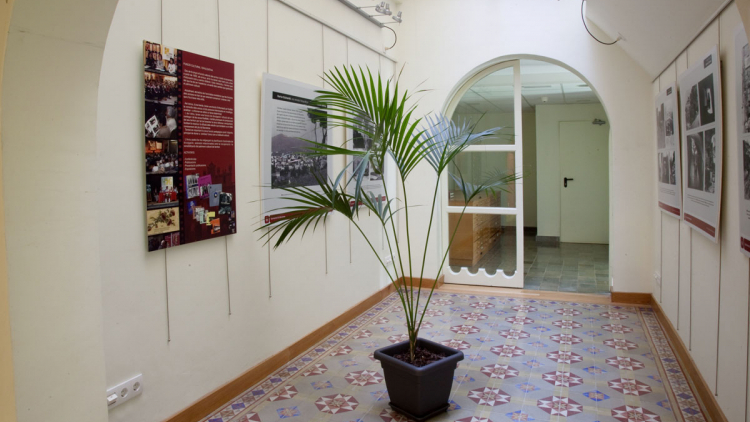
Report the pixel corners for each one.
[337,0,402,50]
[337,0,403,26]
[375,2,392,15]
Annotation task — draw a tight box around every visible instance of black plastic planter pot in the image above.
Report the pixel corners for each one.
[373,338,464,421]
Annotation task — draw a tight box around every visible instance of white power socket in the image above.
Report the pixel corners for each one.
[654,272,661,286]
[107,374,143,410]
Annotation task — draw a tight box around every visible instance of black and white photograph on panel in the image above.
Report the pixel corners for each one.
[698,74,716,126]
[665,101,676,149]
[684,84,701,130]
[658,153,667,184]
[669,150,676,185]
[352,116,374,150]
[679,45,722,241]
[743,43,750,133]
[687,132,704,191]
[261,73,333,223]
[346,115,386,201]
[656,104,665,149]
[352,155,370,178]
[703,128,716,193]
[369,163,383,181]
[736,30,750,255]
[655,83,682,218]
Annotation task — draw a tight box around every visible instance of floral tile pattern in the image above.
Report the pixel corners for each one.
[200,291,707,422]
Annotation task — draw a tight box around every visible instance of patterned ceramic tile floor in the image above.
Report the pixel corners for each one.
[201,290,707,422]
[452,235,610,295]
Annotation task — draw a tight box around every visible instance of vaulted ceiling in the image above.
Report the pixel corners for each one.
[585,0,727,78]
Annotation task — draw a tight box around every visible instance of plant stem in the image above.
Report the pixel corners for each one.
[381,178,414,332]
[416,204,468,332]
[350,220,412,318]
[413,178,441,326]
[400,173,415,330]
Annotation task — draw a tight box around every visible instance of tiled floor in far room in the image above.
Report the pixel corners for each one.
[457,234,610,295]
[524,237,610,294]
[201,290,706,422]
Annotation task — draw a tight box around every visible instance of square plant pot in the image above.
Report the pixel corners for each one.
[374,338,464,421]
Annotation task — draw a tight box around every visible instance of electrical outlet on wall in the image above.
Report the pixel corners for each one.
[654,272,661,286]
[106,374,143,410]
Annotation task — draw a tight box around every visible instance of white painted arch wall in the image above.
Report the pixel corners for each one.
[393,0,654,294]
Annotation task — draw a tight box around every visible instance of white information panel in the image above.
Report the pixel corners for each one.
[346,119,386,205]
[655,83,682,218]
[260,73,331,224]
[735,28,750,257]
[678,46,723,242]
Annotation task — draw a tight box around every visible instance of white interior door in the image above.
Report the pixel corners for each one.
[560,121,609,244]
[443,61,524,288]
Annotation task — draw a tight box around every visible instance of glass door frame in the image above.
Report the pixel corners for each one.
[440,60,524,288]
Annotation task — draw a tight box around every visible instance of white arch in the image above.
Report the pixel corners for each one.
[2,1,119,421]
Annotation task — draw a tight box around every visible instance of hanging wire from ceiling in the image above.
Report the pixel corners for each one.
[384,25,397,50]
[581,0,621,46]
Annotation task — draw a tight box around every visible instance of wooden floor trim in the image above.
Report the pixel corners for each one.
[650,296,727,422]
[611,291,652,304]
[163,283,398,422]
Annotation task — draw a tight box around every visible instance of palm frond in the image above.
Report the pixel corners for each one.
[313,66,432,180]
[419,114,505,175]
[257,172,357,249]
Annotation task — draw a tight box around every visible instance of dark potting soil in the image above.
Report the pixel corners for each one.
[392,347,447,367]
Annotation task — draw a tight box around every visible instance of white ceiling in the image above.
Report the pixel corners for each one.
[585,0,727,78]
[455,60,600,115]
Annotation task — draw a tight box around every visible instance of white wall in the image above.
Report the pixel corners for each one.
[651,5,750,421]
[94,1,396,421]
[535,104,609,241]
[393,0,654,293]
[452,111,538,227]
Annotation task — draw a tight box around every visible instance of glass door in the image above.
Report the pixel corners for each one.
[443,60,524,288]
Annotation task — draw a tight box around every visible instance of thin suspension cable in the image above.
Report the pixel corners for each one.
[383,25,397,50]
[581,0,620,46]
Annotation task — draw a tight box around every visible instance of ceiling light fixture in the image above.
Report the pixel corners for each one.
[337,1,403,26]
[336,0,402,50]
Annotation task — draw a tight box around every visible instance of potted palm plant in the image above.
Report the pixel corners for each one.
[259,66,518,421]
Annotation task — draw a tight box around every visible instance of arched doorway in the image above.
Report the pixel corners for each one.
[441,57,611,294]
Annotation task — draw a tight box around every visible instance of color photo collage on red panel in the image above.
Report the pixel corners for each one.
[144,41,236,252]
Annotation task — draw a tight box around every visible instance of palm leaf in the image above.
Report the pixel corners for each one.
[419,114,506,175]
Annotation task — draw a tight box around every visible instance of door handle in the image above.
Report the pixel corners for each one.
[564,177,574,188]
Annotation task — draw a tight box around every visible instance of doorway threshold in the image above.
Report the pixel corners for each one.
[438,283,619,305]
